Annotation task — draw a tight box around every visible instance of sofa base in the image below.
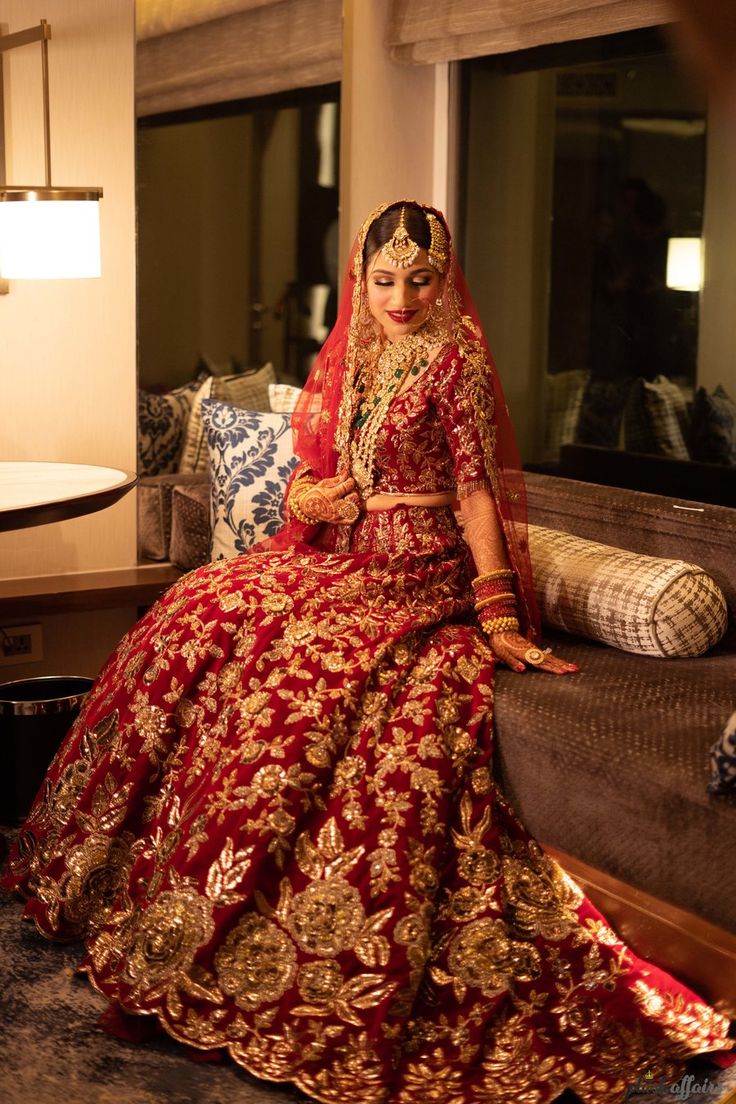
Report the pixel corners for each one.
[547,844,736,1020]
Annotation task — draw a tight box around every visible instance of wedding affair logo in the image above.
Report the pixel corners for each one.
[624,1070,722,1102]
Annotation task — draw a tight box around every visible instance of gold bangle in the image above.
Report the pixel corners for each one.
[289,493,313,525]
[474,593,516,612]
[290,476,317,500]
[472,569,514,589]
[479,615,519,634]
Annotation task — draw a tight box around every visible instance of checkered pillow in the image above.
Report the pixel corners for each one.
[624,376,690,460]
[528,525,727,657]
[179,362,276,473]
[201,398,298,559]
[709,710,736,796]
[543,370,586,461]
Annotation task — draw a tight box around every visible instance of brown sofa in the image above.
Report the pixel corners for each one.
[497,474,736,1008]
[139,469,736,1007]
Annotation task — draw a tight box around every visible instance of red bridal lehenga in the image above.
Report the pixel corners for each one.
[2,203,732,1104]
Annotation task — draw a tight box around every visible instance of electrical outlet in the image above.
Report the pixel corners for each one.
[0,623,43,667]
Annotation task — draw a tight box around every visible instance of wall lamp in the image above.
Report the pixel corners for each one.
[0,19,103,289]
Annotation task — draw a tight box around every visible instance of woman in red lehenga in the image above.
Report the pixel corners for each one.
[2,201,732,1103]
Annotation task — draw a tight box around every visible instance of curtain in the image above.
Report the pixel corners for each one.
[387,0,674,65]
[136,0,341,117]
[137,0,279,40]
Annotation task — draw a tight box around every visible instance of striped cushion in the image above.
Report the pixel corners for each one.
[268,382,302,414]
[528,525,727,657]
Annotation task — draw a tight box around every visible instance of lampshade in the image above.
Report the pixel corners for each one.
[0,188,102,279]
[0,20,103,285]
[666,237,703,292]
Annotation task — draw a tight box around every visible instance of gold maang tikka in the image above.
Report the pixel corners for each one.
[381,206,420,268]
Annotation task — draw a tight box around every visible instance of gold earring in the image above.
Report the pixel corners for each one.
[426,213,448,273]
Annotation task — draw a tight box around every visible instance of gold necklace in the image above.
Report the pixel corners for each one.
[349,315,448,496]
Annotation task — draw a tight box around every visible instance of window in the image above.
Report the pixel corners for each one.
[137,85,340,391]
[461,28,735,502]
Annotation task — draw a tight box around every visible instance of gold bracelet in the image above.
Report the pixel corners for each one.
[479,615,519,634]
[472,569,514,589]
[288,492,314,525]
[290,476,317,500]
[474,593,516,612]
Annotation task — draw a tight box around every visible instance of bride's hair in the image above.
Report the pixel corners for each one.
[363,203,431,262]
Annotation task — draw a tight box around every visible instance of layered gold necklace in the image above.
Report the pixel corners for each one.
[349,314,448,497]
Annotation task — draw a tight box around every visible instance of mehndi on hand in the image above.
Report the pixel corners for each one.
[471,568,578,676]
[288,470,361,526]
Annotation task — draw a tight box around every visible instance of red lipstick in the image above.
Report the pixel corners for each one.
[387,309,417,323]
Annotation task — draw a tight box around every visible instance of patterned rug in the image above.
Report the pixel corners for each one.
[0,829,308,1104]
[1,830,734,1104]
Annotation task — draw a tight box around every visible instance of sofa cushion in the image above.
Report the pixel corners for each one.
[542,369,586,461]
[137,380,200,477]
[137,472,208,561]
[624,375,690,460]
[528,524,727,657]
[170,482,211,572]
[493,633,736,933]
[268,382,302,414]
[179,362,276,474]
[523,473,736,647]
[690,384,736,466]
[201,398,298,560]
[709,710,736,797]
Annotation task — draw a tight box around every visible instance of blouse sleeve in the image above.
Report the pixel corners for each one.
[431,344,498,500]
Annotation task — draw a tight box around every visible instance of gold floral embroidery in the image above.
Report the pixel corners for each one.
[501,845,583,941]
[215,913,297,1010]
[123,886,215,1001]
[62,833,134,930]
[444,916,541,998]
[5,522,733,1104]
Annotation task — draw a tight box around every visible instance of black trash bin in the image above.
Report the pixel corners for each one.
[0,676,93,826]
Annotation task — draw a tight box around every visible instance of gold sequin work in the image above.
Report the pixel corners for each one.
[2,340,731,1103]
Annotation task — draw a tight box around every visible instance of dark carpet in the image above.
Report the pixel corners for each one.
[1,830,734,1104]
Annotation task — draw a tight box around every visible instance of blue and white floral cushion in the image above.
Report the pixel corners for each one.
[201,398,298,560]
[709,709,736,797]
[137,379,200,476]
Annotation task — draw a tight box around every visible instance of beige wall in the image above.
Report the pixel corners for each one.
[339,0,450,267]
[0,0,137,577]
[0,0,137,682]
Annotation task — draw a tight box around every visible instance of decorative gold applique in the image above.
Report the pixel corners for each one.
[215,913,297,1010]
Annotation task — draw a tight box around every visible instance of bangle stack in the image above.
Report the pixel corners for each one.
[288,476,317,525]
[471,568,520,635]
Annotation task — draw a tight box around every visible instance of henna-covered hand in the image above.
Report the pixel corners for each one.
[488,630,579,676]
[294,470,361,525]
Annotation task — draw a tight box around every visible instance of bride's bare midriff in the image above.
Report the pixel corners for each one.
[363,491,457,512]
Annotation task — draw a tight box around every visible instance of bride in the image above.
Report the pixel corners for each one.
[2,200,732,1103]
